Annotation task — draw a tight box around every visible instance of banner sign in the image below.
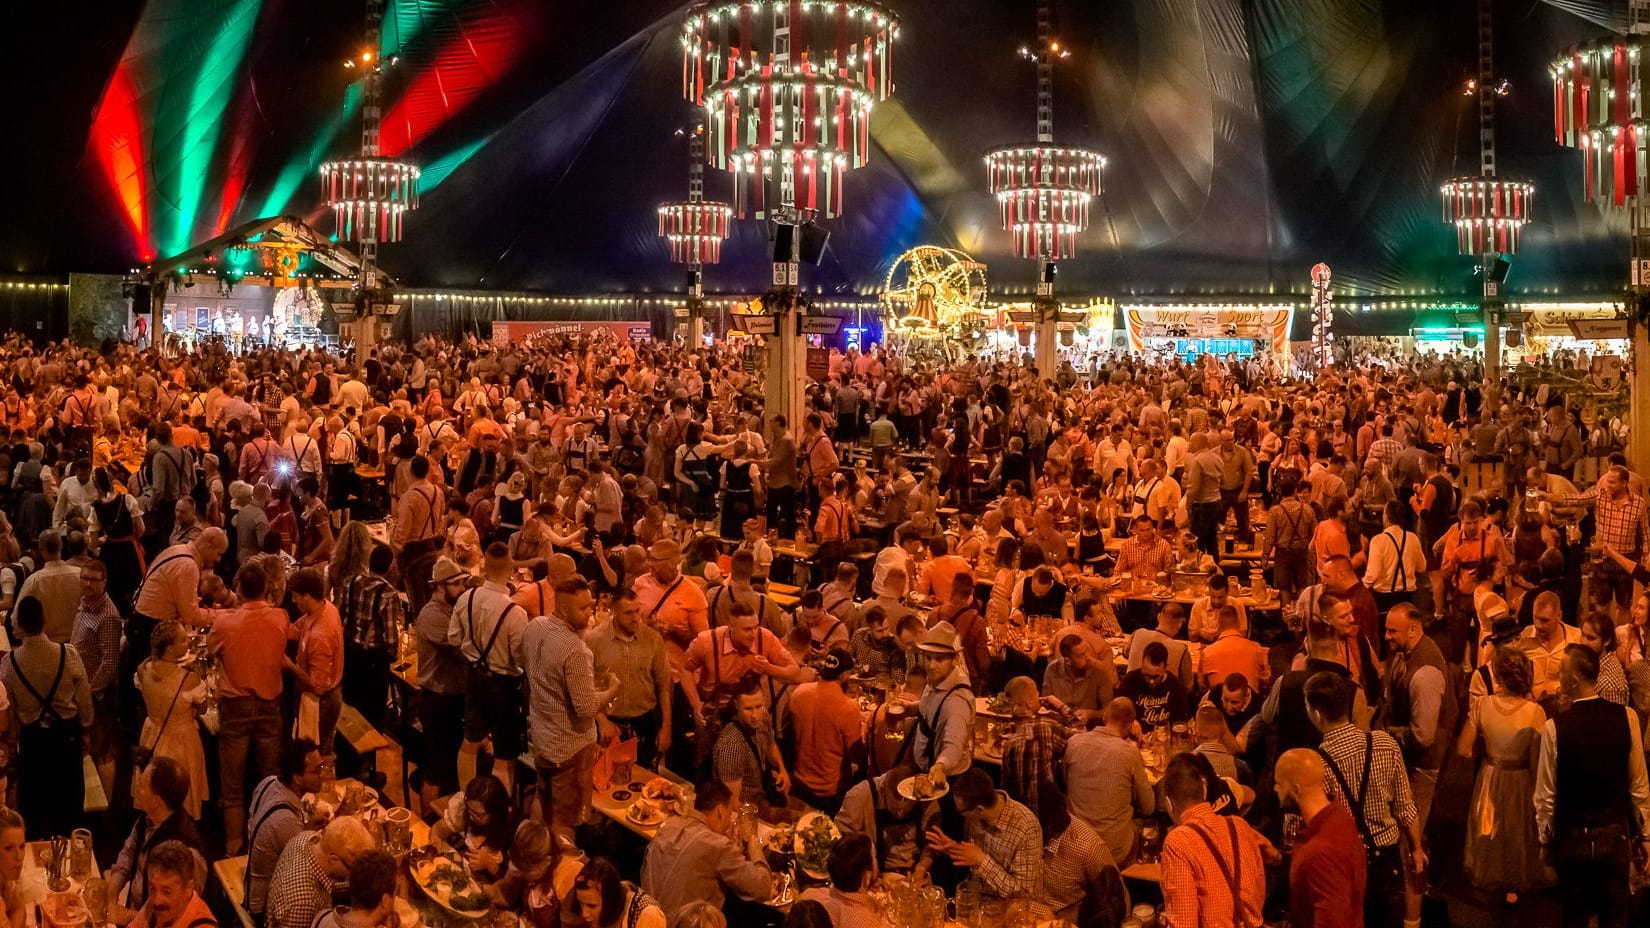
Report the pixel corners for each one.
[492,321,652,345]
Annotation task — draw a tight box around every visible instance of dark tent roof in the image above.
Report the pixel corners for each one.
[3,0,1640,299]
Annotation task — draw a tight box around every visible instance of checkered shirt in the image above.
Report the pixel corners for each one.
[965,792,1044,900]
[1000,718,1070,815]
[265,832,336,928]
[1041,816,1109,920]
[1160,804,1267,928]
[1316,723,1417,849]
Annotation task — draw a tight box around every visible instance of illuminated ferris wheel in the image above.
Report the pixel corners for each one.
[879,246,989,335]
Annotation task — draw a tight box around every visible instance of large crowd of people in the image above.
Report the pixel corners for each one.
[0,326,1637,928]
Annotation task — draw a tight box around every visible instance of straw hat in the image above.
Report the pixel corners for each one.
[430,557,466,585]
[229,481,254,504]
[916,621,960,655]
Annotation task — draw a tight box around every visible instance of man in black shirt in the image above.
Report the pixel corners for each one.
[1117,642,1189,733]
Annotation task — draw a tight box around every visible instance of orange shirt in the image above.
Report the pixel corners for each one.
[206,600,290,700]
[918,554,972,599]
[682,625,794,699]
[633,573,710,660]
[1199,629,1269,691]
[511,578,556,619]
[788,681,865,795]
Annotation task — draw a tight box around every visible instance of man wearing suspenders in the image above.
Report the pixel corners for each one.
[393,456,446,617]
[448,544,530,786]
[244,740,323,924]
[1362,502,1427,617]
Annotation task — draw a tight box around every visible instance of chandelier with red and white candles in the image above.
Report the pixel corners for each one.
[659,126,734,265]
[1551,34,1650,206]
[1439,0,1531,261]
[985,0,1104,262]
[681,0,900,220]
[321,0,418,275]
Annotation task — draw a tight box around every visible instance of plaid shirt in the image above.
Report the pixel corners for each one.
[1042,817,1109,920]
[265,832,336,928]
[713,721,771,800]
[1160,804,1267,928]
[69,594,122,696]
[965,792,1043,900]
[1567,489,1650,557]
[1115,537,1174,578]
[334,572,403,653]
[1316,723,1416,849]
[1365,437,1403,470]
[1001,718,1070,814]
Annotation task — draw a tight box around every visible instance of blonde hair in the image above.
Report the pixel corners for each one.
[671,903,727,928]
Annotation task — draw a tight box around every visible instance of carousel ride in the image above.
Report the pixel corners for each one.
[878,246,990,356]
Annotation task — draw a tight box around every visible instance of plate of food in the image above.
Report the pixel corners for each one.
[625,799,667,828]
[641,777,678,802]
[983,693,1015,717]
[896,773,949,802]
[408,850,491,919]
[792,812,840,879]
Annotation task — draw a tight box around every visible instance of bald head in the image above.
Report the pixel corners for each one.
[1275,749,1325,796]
[320,814,376,862]
[1103,697,1136,730]
[546,553,578,585]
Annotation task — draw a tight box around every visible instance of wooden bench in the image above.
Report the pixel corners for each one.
[83,756,108,814]
[336,704,394,789]
[214,856,256,928]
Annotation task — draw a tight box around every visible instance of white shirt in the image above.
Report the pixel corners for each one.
[447,580,529,676]
[1164,435,1189,475]
[52,475,96,530]
[282,433,323,475]
[872,546,912,599]
[1362,526,1427,593]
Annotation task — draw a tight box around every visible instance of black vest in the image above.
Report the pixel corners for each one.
[1017,578,1068,619]
[1554,698,1635,834]
[1270,658,1352,761]
[1382,635,1457,771]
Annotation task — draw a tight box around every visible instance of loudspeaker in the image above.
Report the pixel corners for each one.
[1487,256,1511,284]
[799,223,830,265]
[771,224,795,262]
[130,283,153,315]
[1041,261,1057,284]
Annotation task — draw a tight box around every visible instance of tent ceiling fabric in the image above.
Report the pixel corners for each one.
[0,0,1637,297]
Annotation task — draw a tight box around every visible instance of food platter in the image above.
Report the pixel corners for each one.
[792,812,840,879]
[625,800,667,828]
[408,850,491,919]
[896,774,949,802]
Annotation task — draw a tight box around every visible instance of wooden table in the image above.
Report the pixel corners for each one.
[217,785,434,912]
[1107,587,1281,612]
[19,841,103,908]
[1121,861,1162,882]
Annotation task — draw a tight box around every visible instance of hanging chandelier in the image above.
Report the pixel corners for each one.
[681,0,900,219]
[1440,178,1534,255]
[658,201,735,264]
[319,157,420,244]
[985,0,1105,264]
[985,147,1106,260]
[1552,38,1650,205]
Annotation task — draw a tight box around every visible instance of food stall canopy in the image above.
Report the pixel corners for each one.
[5,0,1640,298]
